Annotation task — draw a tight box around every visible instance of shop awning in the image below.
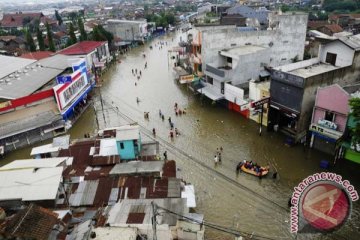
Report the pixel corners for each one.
[197,85,224,101]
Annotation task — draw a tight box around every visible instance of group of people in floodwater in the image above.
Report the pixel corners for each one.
[214,147,223,165]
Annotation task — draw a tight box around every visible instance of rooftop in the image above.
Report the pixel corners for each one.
[107,19,147,24]
[0,55,36,80]
[20,51,54,60]
[220,45,267,59]
[116,125,140,141]
[0,204,61,240]
[57,41,107,55]
[110,161,164,176]
[0,167,63,201]
[92,227,138,240]
[0,157,71,171]
[31,135,70,156]
[107,198,188,227]
[0,55,76,100]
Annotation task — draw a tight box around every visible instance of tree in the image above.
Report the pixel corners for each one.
[69,22,77,45]
[25,30,36,52]
[36,27,45,51]
[46,22,56,52]
[55,10,63,26]
[349,98,360,144]
[78,17,87,41]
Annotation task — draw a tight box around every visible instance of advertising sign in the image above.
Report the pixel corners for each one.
[56,75,72,84]
[309,123,342,140]
[72,60,86,72]
[251,97,270,108]
[179,75,194,84]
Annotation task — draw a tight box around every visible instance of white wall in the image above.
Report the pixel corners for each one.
[319,41,354,67]
[200,13,308,84]
[225,83,244,104]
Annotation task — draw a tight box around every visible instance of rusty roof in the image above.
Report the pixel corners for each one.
[126,213,145,224]
[0,204,61,239]
[162,160,176,178]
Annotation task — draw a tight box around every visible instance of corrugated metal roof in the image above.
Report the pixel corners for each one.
[66,220,92,240]
[167,178,181,198]
[110,161,164,175]
[99,138,118,156]
[181,185,196,208]
[0,55,36,79]
[107,198,188,227]
[0,167,63,201]
[69,180,99,206]
[92,227,138,240]
[0,157,71,170]
[108,188,119,206]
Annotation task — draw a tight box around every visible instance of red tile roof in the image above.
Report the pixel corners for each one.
[0,13,43,28]
[319,24,343,34]
[57,41,107,55]
[20,51,54,60]
[0,204,61,239]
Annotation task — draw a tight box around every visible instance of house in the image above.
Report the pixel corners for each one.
[220,14,246,26]
[115,125,141,160]
[309,84,350,155]
[106,19,149,43]
[317,24,343,36]
[268,35,360,142]
[195,12,307,114]
[0,12,57,32]
[0,204,65,239]
[0,35,26,56]
[57,41,111,75]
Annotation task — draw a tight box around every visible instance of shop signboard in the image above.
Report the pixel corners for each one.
[251,97,270,108]
[310,123,342,140]
[56,75,72,84]
[180,74,194,84]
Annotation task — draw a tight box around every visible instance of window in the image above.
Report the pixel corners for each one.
[120,142,124,149]
[207,76,213,85]
[227,57,232,64]
[324,111,334,122]
[325,52,337,65]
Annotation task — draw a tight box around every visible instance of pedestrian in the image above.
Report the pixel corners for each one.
[135,69,137,74]
[140,70,142,76]
[214,155,218,165]
[218,152,222,163]
[152,128,156,136]
[170,131,174,138]
[162,114,165,121]
[136,97,140,103]
[175,128,180,136]
[168,117,172,123]
[220,146,223,152]
[175,110,178,116]
[174,102,178,109]
[132,69,134,74]
[135,82,137,86]
[145,62,147,69]
[170,122,174,130]
[159,109,162,117]
[163,151,168,160]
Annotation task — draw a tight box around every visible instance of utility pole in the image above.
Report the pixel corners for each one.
[151,201,157,240]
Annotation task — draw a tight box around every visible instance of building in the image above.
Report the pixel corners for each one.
[317,24,343,36]
[115,125,141,160]
[268,34,360,142]
[309,84,350,155]
[195,12,307,112]
[220,14,246,26]
[0,35,26,56]
[226,5,269,26]
[0,55,93,153]
[0,12,56,31]
[57,41,111,74]
[107,19,148,43]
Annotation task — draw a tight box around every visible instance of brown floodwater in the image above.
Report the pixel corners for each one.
[3,31,359,240]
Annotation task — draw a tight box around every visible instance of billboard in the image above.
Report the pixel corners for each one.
[54,70,89,111]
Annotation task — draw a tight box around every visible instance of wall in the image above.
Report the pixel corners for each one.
[200,13,308,83]
[107,21,144,42]
[117,140,136,160]
[319,41,354,67]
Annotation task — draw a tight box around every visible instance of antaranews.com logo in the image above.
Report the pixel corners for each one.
[290,172,359,233]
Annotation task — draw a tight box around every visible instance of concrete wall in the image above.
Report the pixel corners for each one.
[319,41,355,67]
[200,13,308,85]
[107,21,147,41]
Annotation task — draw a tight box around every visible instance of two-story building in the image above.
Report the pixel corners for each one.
[197,12,308,112]
[309,84,350,155]
[268,34,360,142]
[106,19,148,44]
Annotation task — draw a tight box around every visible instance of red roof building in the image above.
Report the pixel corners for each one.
[57,41,107,55]
[20,51,54,60]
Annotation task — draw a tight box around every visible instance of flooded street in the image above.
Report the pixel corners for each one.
[3,31,360,239]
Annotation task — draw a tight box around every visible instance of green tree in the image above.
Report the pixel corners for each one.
[78,17,87,41]
[55,10,63,26]
[349,98,360,144]
[69,22,77,45]
[25,30,36,52]
[46,22,56,52]
[91,25,113,45]
[281,5,290,12]
[36,27,45,51]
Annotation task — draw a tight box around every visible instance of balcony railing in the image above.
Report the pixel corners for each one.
[204,63,234,81]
